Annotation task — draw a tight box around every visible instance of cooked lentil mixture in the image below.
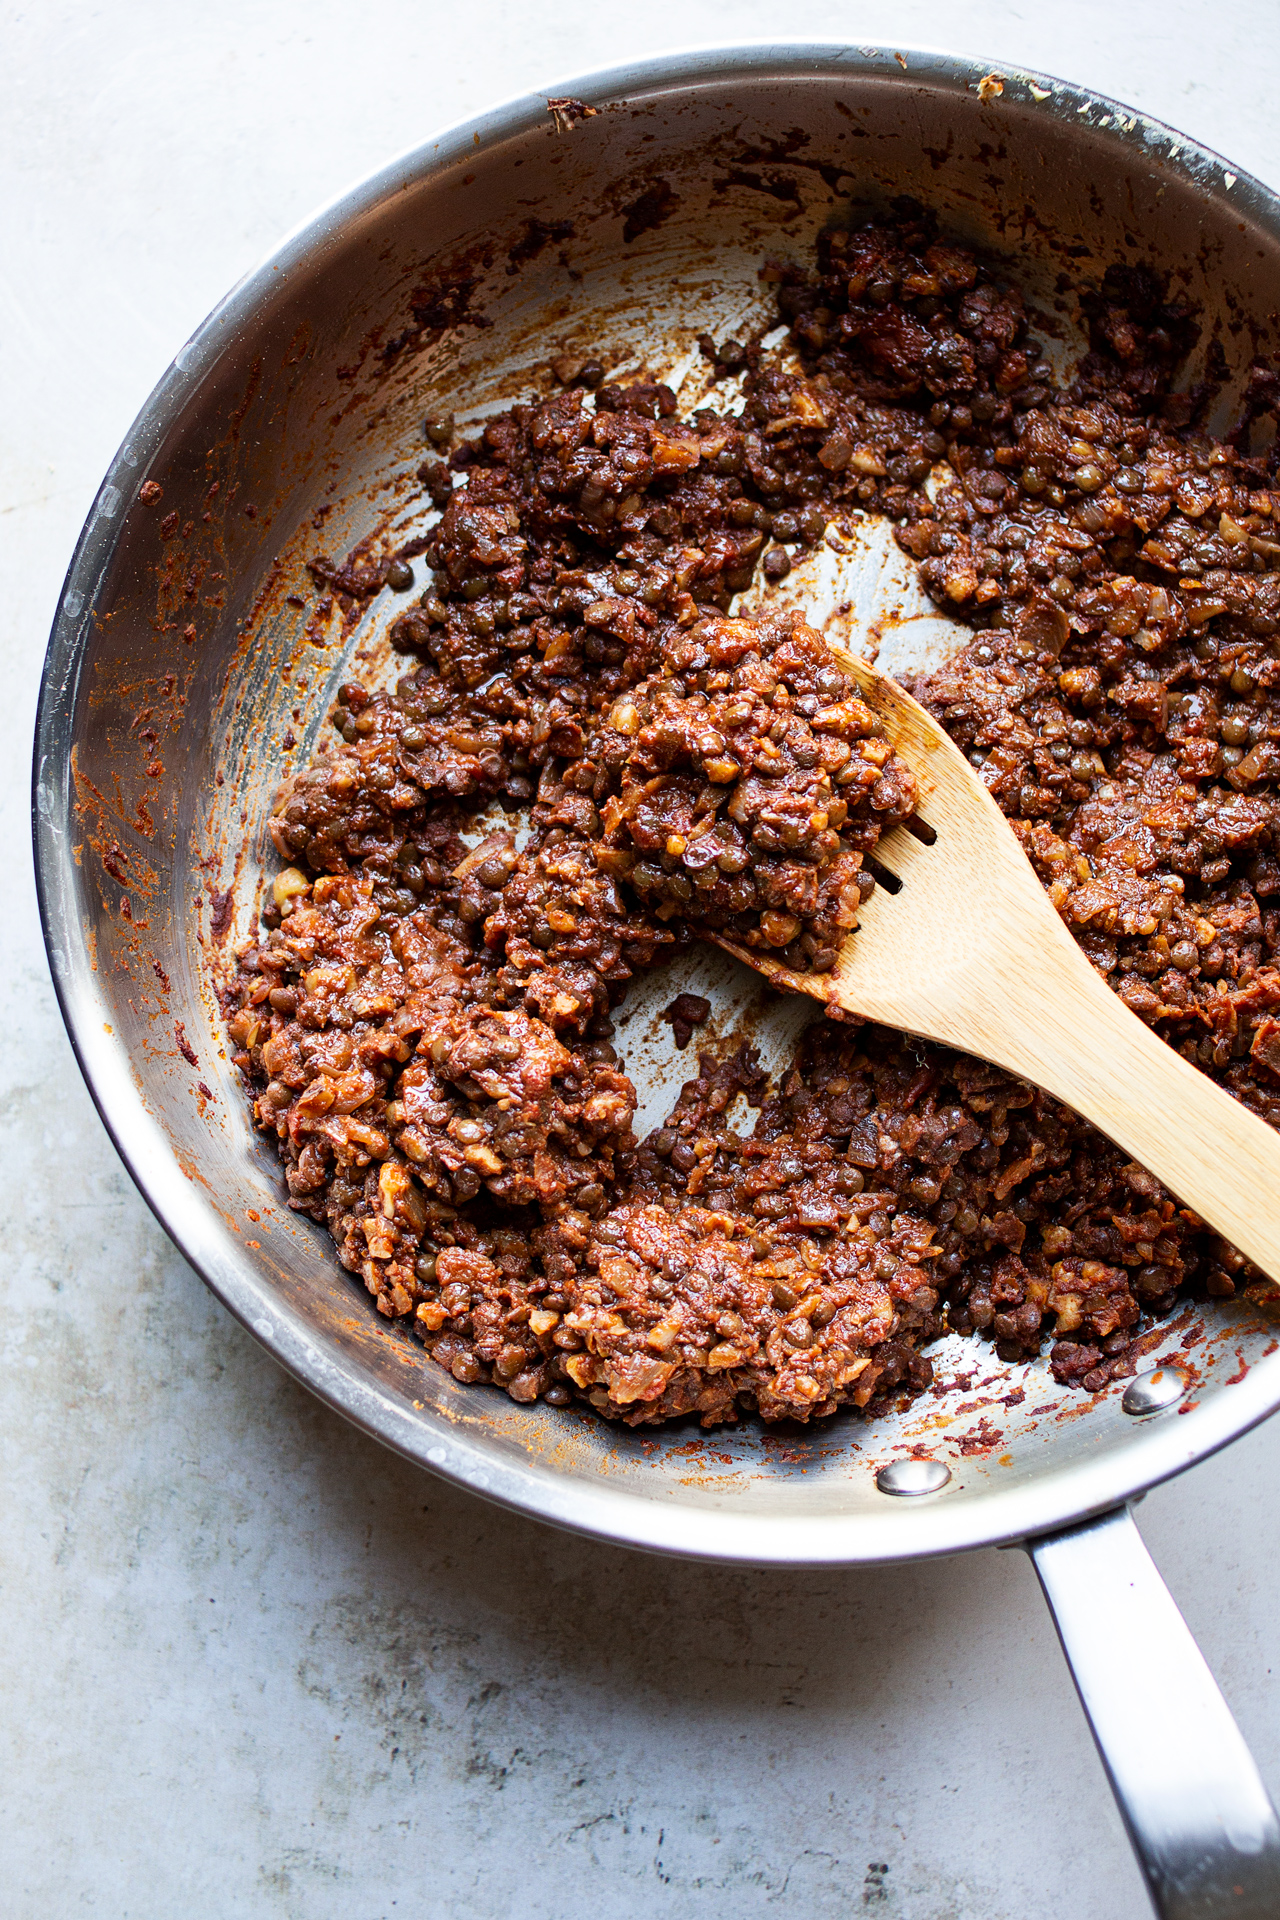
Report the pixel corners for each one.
[223,207,1280,1426]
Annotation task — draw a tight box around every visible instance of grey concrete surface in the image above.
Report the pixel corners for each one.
[4,3,1280,1914]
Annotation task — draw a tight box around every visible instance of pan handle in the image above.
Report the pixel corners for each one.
[1028,1504,1280,1919]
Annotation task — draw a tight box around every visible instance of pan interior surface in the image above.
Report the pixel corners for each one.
[35,47,1280,1563]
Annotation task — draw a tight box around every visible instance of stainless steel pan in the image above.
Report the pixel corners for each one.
[32,45,1280,1916]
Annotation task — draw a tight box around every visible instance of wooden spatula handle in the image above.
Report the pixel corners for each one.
[990,944,1280,1286]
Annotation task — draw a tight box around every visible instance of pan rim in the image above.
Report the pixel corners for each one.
[32,39,1280,1566]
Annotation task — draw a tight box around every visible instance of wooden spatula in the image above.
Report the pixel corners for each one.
[715,638,1280,1284]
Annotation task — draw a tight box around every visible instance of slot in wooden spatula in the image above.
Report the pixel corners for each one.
[715,639,1280,1284]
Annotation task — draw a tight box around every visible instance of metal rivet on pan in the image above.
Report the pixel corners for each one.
[876,1458,951,1497]
[1122,1365,1192,1416]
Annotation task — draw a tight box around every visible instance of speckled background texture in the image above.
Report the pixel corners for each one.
[5,3,1280,1914]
